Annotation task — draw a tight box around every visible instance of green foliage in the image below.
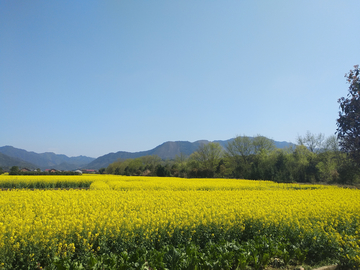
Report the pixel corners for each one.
[156,164,171,177]
[224,134,359,184]
[107,156,163,176]
[225,135,276,179]
[188,142,223,177]
[336,65,360,167]
[9,166,19,175]
[32,222,351,270]
[252,135,276,154]
[105,133,360,185]
[297,131,325,153]
[337,157,359,185]
[0,178,91,189]
[7,170,81,176]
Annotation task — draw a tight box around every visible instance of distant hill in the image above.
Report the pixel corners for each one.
[0,152,37,171]
[0,146,95,170]
[86,141,206,169]
[0,138,295,171]
[86,139,295,169]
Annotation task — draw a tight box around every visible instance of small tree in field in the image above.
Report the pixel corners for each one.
[336,65,360,167]
[9,166,19,175]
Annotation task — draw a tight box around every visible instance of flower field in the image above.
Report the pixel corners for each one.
[0,175,359,269]
[0,174,93,189]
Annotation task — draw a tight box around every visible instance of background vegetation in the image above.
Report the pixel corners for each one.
[104,133,359,186]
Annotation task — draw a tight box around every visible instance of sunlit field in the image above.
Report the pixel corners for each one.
[0,175,359,269]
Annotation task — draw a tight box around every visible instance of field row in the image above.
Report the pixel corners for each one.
[0,177,359,269]
[0,174,327,190]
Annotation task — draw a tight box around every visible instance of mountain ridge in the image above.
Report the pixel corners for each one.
[0,152,38,171]
[86,139,295,169]
[0,138,295,170]
[0,146,95,171]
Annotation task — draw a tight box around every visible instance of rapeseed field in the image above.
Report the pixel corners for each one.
[0,175,359,269]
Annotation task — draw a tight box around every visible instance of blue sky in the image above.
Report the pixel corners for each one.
[1,1,359,158]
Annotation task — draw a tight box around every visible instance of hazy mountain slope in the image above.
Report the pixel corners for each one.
[0,146,95,170]
[0,152,37,171]
[149,141,206,159]
[86,141,206,169]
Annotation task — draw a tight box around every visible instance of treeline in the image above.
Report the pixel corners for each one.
[106,133,359,185]
[4,166,81,176]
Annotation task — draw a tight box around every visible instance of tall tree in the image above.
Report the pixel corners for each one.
[252,135,275,154]
[323,135,340,153]
[191,142,223,173]
[336,65,360,166]
[9,166,19,175]
[226,135,253,163]
[297,131,325,153]
[225,135,253,178]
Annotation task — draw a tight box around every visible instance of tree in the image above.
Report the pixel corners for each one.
[225,135,274,178]
[315,135,342,183]
[190,142,223,175]
[155,164,171,177]
[173,153,188,177]
[225,136,253,178]
[252,135,275,154]
[175,153,187,163]
[336,65,360,166]
[9,166,19,175]
[297,131,325,153]
[323,135,340,153]
[226,135,253,163]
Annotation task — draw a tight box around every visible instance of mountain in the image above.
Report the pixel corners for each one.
[0,146,95,170]
[0,138,295,171]
[86,141,206,169]
[0,152,37,171]
[86,139,295,169]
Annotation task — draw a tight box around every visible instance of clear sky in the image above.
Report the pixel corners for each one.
[1,1,359,158]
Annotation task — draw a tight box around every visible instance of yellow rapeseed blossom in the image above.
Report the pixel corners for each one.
[0,175,358,266]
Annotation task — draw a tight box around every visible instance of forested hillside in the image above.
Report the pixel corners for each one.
[0,146,95,170]
[87,139,294,169]
[106,134,359,185]
[0,152,37,171]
